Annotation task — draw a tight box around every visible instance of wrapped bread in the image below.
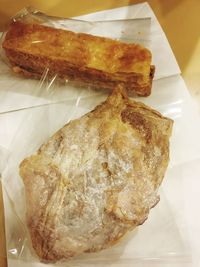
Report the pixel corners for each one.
[3,21,155,96]
[20,87,173,262]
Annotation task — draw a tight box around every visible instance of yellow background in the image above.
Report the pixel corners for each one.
[0,1,200,266]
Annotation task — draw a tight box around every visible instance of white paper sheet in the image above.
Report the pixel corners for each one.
[1,2,200,267]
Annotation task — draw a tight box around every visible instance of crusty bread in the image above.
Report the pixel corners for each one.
[20,86,173,262]
[3,21,155,96]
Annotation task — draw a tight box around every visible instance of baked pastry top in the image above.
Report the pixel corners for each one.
[3,21,155,96]
[20,86,173,262]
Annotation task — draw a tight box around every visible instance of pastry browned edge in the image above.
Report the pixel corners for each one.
[3,21,155,96]
[19,86,173,262]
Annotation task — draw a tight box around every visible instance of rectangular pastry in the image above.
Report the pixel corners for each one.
[2,21,155,96]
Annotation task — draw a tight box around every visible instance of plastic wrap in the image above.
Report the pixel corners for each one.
[0,7,153,112]
[0,3,199,267]
[0,6,180,114]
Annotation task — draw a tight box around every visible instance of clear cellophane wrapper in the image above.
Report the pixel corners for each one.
[1,4,199,267]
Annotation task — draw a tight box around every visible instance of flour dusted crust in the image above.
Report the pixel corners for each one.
[3,21,155,96]
[19,87,173,262]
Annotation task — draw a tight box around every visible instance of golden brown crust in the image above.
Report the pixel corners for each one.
[3,21,155,96]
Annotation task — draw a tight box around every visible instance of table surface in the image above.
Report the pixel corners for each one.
[0,1,200,266]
